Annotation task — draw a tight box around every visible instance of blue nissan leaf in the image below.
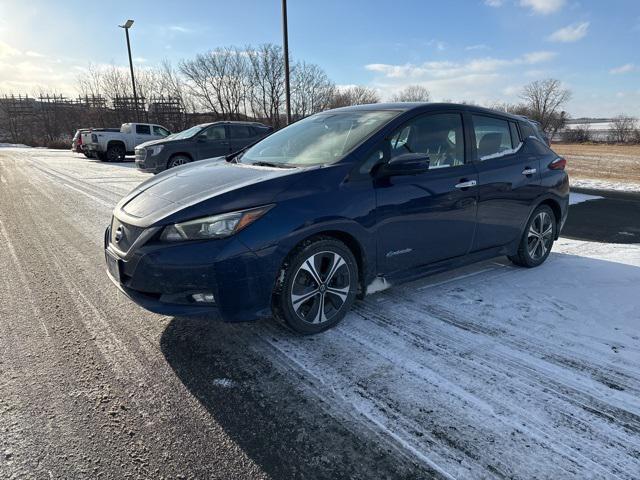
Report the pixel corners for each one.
[105,103,569,334]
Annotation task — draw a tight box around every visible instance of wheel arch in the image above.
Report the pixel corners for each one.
[106,140,126,151]
[537,198,562,239]
[277,229,370,298]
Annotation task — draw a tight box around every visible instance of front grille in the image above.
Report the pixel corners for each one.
[135,149,147,162]
[110,217,145,252]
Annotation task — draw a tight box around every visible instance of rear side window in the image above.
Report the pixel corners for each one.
[509,122,521,148]
[136,124,151,135]
[229,125,253,138]
[472,115,515,161]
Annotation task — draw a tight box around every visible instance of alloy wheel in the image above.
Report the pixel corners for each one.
[527,211,553,260]
[290,251,351,325]
[170,157,188,168]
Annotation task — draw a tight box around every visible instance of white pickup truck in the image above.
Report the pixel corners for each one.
[85,123,171,161]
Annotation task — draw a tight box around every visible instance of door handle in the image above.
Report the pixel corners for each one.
[455,179,477,189]
[522,167,537,175]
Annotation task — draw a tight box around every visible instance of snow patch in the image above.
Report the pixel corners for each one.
[212,378,237,388]
[0,143,29,148]
[367,277,390,295]
[569,192,603,205]
[571,177,640,193]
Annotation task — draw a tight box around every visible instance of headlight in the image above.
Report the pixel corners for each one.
[160,205,273,242]
[148,145,164,156]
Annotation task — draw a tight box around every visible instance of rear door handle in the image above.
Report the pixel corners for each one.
[455,179,477,189]
[522,167,537,175]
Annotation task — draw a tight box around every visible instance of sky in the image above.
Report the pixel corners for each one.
[0,0,639,117]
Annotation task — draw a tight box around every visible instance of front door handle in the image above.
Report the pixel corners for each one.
[522,167,537,175]
[455,179,477,189]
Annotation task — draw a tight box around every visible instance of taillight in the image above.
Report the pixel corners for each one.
[78,135,82,145]
[549,157,566,170]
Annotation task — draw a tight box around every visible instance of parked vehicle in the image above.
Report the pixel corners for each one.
[76,128,120,157]
[104,103,569,334]
[134,121,272,173]
[72,129,90,153]
[86,123,171,162]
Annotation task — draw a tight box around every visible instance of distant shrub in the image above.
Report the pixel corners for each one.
[562,125,591,143]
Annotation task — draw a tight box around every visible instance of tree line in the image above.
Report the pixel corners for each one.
[1,42,638,145]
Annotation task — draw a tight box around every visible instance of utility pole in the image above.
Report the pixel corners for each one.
[119,19,139,122]
[281,0,292,125]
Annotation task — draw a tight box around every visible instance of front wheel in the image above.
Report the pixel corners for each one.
[509,205,556,268]
[273,237,359,334]
[167,155,191,169]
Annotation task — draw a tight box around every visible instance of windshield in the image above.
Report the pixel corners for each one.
[240,111,398,167]
[170,125,205,140]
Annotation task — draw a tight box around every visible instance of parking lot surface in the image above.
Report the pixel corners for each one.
[1,148,640,479]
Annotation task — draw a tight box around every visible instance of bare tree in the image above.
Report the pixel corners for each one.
[290,62,335,119]
[180,47,251,119]
[519,79,571,135]
[329,86,380,108]
[609,114,638,143]
[246,44,286,128]
[390,85,430,102]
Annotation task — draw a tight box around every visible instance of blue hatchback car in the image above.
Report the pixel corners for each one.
[105,103,569,334]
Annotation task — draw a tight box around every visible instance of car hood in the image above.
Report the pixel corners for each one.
[136,136,182,149]
[115,158,303,227]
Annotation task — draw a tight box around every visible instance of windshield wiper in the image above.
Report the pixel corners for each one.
[250,161,295,169]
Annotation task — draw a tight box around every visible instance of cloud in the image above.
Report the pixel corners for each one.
[168,25,192,33]
[610,63,636,74]
[548,22,590,42]
[520,0,565,14]
[0,40,20,58]
[484,0,504,7]
[364,51,557,103]
[465,44,490,51]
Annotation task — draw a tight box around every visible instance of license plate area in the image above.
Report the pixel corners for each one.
[105,251,121,282]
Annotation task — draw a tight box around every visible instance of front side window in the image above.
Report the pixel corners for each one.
[472,115,516,160]
[153,126,170,136]
[136,124,151,135]
[240,110,399,167]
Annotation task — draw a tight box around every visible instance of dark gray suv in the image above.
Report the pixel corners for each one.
[135,121,272,173]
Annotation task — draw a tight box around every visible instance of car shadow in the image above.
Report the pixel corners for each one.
[160,251,640,479]
[159,316,436,480]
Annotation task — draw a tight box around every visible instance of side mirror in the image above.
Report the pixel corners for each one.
[377,153,430,176]
[196,134,207,143]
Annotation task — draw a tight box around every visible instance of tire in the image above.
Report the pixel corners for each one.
[509,205,556,268]
[82,152,91,158]
[167,155,191,169]
[95,152,106,161]
[273,237,359,334]
[105,144,125,162]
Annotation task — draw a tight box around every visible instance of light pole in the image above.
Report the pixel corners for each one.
[119,19,139,121]
[281,0,291,125]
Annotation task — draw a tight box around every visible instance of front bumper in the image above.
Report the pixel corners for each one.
[135,149,164,173]
[104,224,276,322]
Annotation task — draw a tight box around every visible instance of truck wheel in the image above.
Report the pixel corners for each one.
[106,144,125,162]
[168,155,191,169]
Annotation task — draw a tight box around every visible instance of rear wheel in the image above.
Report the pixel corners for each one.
[106,144,125,162]
[273,237,358,334]
[168,155,191,169]
[509,205,556,268]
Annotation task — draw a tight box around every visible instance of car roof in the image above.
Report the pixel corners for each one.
[324,102,524,122]
[198,121,269,128]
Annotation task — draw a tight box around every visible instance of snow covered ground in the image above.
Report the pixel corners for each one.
[251,237,640,478]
